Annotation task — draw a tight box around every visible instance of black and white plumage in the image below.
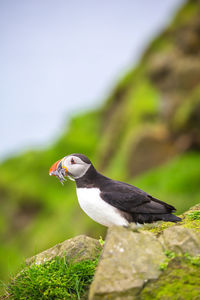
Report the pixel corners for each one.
[49,153,181,227]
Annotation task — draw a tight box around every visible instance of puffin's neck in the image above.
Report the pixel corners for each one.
[75,165,99,188]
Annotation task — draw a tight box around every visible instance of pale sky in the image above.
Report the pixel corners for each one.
[0,0,184,160]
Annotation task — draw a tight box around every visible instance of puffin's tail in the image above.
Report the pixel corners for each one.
[156,213,182,223]
[131,213,181,224]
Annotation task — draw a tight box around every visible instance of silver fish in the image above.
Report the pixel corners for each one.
[50,164,66,184]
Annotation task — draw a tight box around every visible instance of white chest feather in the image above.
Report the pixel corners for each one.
[76,188,128,227]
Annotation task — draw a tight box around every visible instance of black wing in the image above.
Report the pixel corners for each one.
[100,179,175,214]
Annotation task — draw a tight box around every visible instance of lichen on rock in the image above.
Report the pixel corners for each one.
[159,226,200,256]
[89,226,166,300]
[26,235,102,266]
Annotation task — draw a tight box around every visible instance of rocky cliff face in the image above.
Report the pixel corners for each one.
[89,204,200,299]
[4,204,200,299]
[98,0,200,178]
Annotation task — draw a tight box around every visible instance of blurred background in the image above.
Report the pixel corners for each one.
[1,0,200,289]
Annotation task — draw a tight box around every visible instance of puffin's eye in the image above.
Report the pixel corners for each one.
[71,158,75,164]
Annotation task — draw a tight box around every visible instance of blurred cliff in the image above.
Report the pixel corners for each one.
[0,0,200,284]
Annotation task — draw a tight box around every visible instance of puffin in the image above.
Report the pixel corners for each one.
[49,153,181,227]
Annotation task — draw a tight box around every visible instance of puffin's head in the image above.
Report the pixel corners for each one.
[49,154,92,183]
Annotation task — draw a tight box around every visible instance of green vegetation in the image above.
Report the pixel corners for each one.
[141,257,200,300]
[98,236,105,247]
[159,251,176,271]
[5,257,98,300]
[187,211,200,221]
[184,253,200,267]
[103,77,160,180]
[159,251,200,272]
[169,0,199,29]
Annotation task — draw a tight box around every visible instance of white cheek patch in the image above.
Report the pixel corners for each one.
[72,163,91,179]
[63,157,91,179]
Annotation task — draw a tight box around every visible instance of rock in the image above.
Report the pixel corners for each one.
[184,203,200,214]
[26,235,101,266]
[128,125,177,177]
[176,16,200,54]
[148,52,175,92]
[160,226,200,256]
[89,226,165,300]
[89,204,200,299]
[140,257,200,300]
[149,52,200,92]
[175,57,200,90]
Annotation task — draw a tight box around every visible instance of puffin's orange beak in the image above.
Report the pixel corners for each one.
[49,158,68,184]
[49,159,62,176]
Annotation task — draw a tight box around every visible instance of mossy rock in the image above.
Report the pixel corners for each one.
[5,257,99,300]
[89,226,166,300]
[3,236,102,300]
[127,124,177,177]
[140,203,200,236]
[159,226,200,256]
[140,257,200,300]
[89,204,200,300]
[26,235,102,266]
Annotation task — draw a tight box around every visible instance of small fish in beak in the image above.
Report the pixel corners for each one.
[51,168,66,184]
[49,159,67,184]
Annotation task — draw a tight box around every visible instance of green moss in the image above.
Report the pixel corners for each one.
[104,77,160,180]
[125,78,159,127]
[6,257,98,300]
[144,34,173,58]
[169,0,199,30]
[141,257,200,300]
[187,211,200,221]
[181,212,200,231]
[146,218,200,236]
[184,253,200,267]
[159,251,176,271]
[139,0,200,62]
[98,236,105,247]
[172,86,200,132]
[141,222,175,236]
